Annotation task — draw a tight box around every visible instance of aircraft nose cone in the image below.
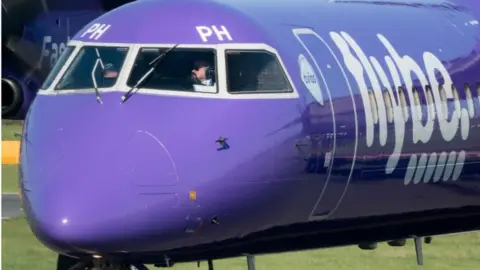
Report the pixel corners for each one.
[25,160,134,250]
[24,128,181,252]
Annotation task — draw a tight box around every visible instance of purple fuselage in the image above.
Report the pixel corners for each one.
[20,0,480,264]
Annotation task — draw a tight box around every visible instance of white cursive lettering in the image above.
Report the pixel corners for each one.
[330,31,470,178]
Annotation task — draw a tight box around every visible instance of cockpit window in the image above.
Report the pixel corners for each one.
[55,46,128,90]
[127,48,217,93]
[226,50,291,93]
[41,45,75,89]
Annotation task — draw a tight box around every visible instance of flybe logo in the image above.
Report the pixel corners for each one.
[293,28,472,184]
[330,32,473,173]
[329,31,471,184]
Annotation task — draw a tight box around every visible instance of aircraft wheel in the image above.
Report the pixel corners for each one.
[56,254,88,270]
[387,239,407,247]
[358,242,377,250]
[424,236,433,244]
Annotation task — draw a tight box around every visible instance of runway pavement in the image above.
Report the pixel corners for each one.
[2,193,24,219]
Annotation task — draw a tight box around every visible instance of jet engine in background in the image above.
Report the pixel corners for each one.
[2,0,45,119]
[2,69,37,119]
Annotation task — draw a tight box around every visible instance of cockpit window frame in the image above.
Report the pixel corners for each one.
[127,45,219,94]
[53,44,131,91]
[40,40,138,95]
[224,49,294,95]
[40,45,77,91]
[38,41,299,100]
[40,43,81,93]
[216,43,298,100]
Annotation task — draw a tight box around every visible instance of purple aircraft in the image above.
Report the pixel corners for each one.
[20,0,480,269]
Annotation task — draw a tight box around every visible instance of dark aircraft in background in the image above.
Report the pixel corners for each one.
[19,0,480,269]
[2,0,133,119]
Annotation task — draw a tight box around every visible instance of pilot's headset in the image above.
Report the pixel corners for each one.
[205,66,216,85]
[193,61,215,86]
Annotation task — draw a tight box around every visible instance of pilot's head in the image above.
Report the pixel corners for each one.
[103,63,118,79]
[192,60,212,84]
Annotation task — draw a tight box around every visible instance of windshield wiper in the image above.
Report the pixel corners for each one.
[121,44,179,104]
[88,48,105,104]
[95,48,105,69]
[91,59,103,104]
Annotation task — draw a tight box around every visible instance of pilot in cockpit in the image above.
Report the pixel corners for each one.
[99,62,119,86]
[103,63,119,79]
[191,60,216,92]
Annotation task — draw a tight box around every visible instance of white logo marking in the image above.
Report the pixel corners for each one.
[330,31,469,183]
[80,23,111,40]
[196,25,232,42]
[298,54,324,105]
[40,36,69,69]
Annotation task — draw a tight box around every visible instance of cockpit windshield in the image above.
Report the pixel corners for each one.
[55,46,129,90]
[41,45,76,90]
[126,47,217,93]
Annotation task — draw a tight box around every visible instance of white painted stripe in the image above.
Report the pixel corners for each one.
[413,153,428,184]
[443,151,457,181]
[404,154,417,185]
[452,150,466,181]
[423,152,438,183]
[433,152,447,182]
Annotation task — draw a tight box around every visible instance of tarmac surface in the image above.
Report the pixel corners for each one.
[2,193,24,219]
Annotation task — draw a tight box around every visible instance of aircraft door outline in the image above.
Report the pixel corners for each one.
[292,28,358,220]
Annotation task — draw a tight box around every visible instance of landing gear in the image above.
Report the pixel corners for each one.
[387,239,406,247]
[203,255,256,270]
[56,254,149,270]
[56,254,90,270]
[246,255,255,270]
[358,242,378,250]
[424,236,433,244]
[356,236,434,266]
[413,236,423,266]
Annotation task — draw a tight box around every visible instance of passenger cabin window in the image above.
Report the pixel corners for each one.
[397,87,409,121]
[41,45,75,89]
[477,83,480,107]
[465,84,475,117]
[368,90,379,124]
[439,86,449,120]
[425,85,436,120]
[55,46,128,90]
[412,87,422,120]
[383,90,393,123]
[225,50,291,93]
[452,85,461,114]
[127,48,217,93]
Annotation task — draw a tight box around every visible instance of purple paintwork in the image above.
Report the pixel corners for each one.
[23,92,302,253]
[74,0,269,44]
[20,0,480,265]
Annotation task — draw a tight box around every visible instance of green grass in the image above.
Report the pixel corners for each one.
[2,120,23,140]
[2,218,57,270]
[2,217,480,270]
[2,165,19,193]
[2,120,22,193]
